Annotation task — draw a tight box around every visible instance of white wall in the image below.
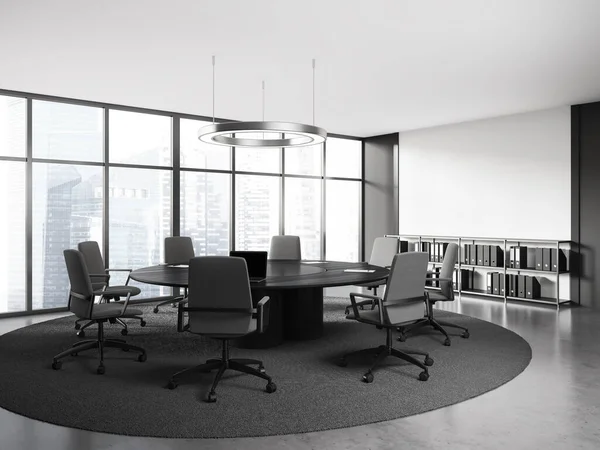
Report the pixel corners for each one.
[398,107,571,240]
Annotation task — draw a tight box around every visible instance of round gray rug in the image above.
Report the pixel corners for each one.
[0,297,531,438]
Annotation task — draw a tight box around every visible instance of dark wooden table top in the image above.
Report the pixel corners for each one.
[129,260,389,290]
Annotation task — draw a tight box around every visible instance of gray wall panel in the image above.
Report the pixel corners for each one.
[364,133,398,260]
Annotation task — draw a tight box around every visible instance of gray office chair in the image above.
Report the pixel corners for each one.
[153,236,195,313]
[269,235,301,260]
[344,237,399,314]
[340,252,433,382]
[397,242,470,346]
[52,249,147,374]
[77,241,145,337]
[167,256,276,403]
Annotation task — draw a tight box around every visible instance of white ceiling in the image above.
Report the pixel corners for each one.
[2,0,600,137]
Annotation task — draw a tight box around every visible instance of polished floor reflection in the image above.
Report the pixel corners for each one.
[0,291,599,450]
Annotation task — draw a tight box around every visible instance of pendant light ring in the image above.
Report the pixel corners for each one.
[198,121,327,148]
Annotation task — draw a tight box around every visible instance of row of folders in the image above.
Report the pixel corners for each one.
[427,269,542,299]
[486,273,541,299]
[411,242,567,272]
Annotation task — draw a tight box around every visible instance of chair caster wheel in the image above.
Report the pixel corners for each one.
[76,330,85,338]
[121,329,128,336]
[444,338,451,346]
[424,357,434,367]
[97,365,105,375]
[70,352,78,357]
[51,360,62,370]
[362,372,374,383]
[167,380,178,390]
[397,333,406,342]
[338,358,348,367]
[153,307,159,314]
[258,365,266,374]
[419,371,429,381]
[74,323,81,330]
[137,353,147,362]
[140,320,147,327]
[266,382,277,393]
[376,325,383,330]
[206,392,217,403]
[344,308,350,315]
[462,330,470,339]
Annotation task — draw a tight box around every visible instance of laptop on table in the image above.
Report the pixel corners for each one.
[229,251,268,283]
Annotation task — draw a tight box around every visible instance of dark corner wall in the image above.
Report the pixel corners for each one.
[363,133,399,260]
[572,101,600,308]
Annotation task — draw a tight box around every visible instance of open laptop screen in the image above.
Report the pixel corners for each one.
[229,251,268,281]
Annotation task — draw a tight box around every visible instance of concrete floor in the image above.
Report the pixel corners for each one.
[0,289,599,450]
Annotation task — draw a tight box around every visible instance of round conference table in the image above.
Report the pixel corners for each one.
[130,260,389,348]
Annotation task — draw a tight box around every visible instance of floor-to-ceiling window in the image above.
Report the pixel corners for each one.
[180,118,231,256]
[0,95,26,313]
[0,89,363,315]
[108,110,172,297]
[32,100,104,310]
[325,137,362,261]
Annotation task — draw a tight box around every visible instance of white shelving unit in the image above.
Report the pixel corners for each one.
[385,234,576,309]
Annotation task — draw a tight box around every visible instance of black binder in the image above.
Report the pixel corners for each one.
[483,245,490,266]
[517,274,527,298]
[508,274,516,297]
[514,246,528,269]
[477,245,484,266]
[509,247,515,268]
[535,248,543,270]
[499,274,506,295]
[439,243,448,262]
[525,276,541,299]
[399,240,409,253]
[490,246,503,267]
[460,269,472,290]
[486,272,493,294]
[551,248,567,272]
[542,248,551,271]
[463,245,470,264]
[492,272,500,295]
[470,244,477,265]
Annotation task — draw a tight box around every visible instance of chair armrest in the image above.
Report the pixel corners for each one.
[349,292,384,322]
[256,296,270,333]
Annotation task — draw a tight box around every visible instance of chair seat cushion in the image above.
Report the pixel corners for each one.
[95,285,141,297]
[427,291,450,303]
[189,314,257,337]
[91,303,143,320]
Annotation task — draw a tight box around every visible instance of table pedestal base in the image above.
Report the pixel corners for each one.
[237,287,324,348]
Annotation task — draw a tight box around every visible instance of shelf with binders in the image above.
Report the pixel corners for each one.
[384,234,577,308]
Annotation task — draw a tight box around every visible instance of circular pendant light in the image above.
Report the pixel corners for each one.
[198,57,327,148]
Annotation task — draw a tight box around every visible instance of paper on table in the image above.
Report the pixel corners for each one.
[304,261,328,264]
[170,264,189,268]
[344,269,375,273]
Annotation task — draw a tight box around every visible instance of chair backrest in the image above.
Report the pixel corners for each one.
[382,252,429,324]
[77,241,107,291]
[187,256,254,335]
[439,243,458,299]
[63,249,94,319]
[269,235,301,260]
[165,236,195,265]
[369,237,399,267]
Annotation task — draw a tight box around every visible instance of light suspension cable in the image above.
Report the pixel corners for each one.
[198,57,327,148]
